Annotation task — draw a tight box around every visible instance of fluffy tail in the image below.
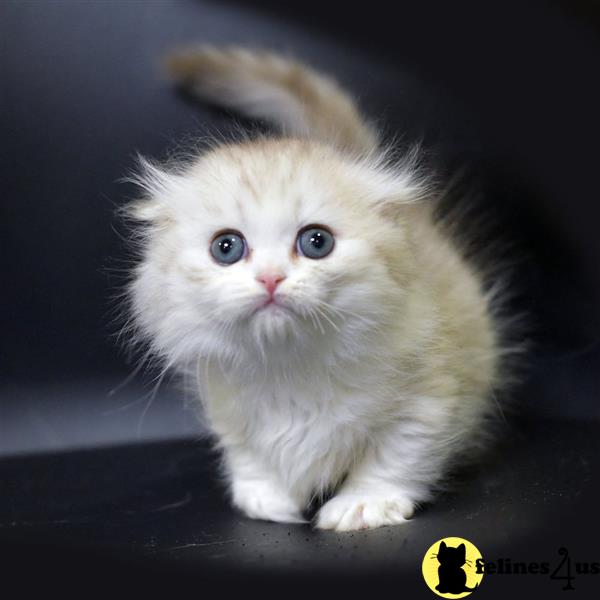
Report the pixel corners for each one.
[164,46,379,155]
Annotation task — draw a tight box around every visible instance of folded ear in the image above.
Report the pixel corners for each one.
[366,145,432,220]
[368,170,430,222]
[372,185,426,221]
[124,156,181,223]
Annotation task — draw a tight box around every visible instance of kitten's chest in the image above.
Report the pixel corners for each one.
[204,373,371,491]
[207,376,356,439]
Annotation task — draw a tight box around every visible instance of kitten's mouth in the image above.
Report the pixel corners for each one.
[259,298,284,310]
[253,296,290,316]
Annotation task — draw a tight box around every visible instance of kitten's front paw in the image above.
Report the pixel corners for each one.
[316,494,414,532]
[232,479,306,524]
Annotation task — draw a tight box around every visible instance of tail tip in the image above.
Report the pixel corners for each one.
[161,50,197,81]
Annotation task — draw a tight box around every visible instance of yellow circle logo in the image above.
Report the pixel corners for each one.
[422,537,484,597]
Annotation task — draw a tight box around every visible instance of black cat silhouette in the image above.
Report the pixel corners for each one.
[435,541,478,594]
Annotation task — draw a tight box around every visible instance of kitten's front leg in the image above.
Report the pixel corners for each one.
[316,424,448,531]
[225,445,306,524]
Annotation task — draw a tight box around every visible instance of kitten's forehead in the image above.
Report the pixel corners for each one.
[190,140,367,226]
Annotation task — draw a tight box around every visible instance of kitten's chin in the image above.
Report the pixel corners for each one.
[248,302,298,343]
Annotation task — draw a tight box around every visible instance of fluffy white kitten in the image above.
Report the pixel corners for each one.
[127,47,504,531]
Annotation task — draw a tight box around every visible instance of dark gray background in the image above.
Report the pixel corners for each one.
[1,1,599,451]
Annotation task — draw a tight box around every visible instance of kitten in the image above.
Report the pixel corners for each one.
[126,47,505,531]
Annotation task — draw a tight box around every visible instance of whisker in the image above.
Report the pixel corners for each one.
[307,306,325,335]
[312,304,340,332]
[316,298,375,326]
[300,305,319,333]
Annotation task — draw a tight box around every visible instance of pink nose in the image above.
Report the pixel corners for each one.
[256,273,286,296]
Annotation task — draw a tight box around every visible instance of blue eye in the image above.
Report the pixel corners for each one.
[297,226,335,259]
[210,231,247,265]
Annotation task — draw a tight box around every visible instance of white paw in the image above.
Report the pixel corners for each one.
[232,479,306,524]
[316,494,414,531]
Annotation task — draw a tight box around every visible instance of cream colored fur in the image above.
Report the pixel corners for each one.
[165,46,378,155]
[127,47,502,531]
